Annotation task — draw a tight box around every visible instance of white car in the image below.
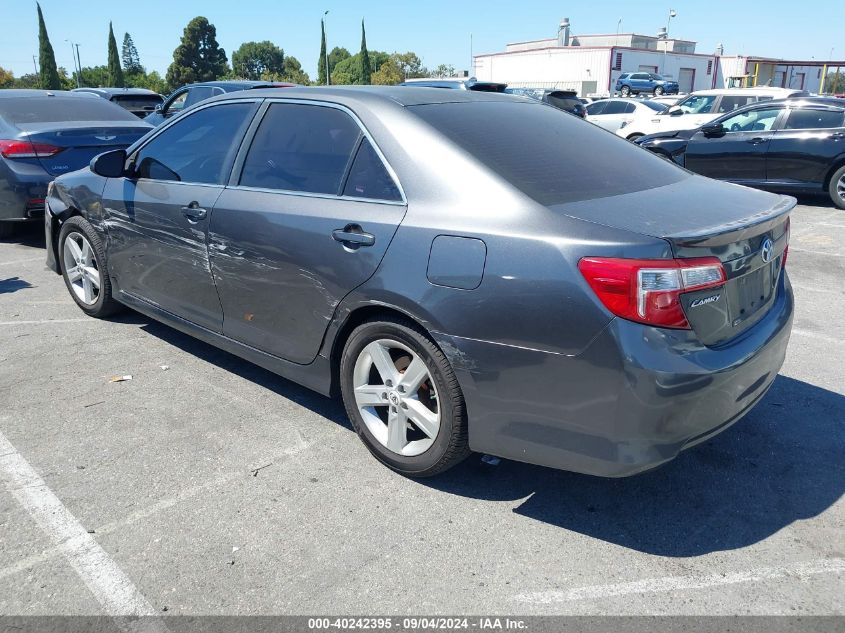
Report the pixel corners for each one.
[615,87,808,140]
[585,98,667,132]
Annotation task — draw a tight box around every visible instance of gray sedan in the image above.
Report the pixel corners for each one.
[45,87,794,478]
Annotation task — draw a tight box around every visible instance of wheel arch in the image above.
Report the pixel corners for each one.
[823,155,845,189]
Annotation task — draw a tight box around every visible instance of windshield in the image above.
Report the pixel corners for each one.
[410,101,687,206]
[675,95,717,114]
[0,97,139,124]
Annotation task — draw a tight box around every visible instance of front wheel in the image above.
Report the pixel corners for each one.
[620,86,631,97]
[340,318,470,477]
[654,86,665,96]
[58,216,123,317]
[829,165,845,210]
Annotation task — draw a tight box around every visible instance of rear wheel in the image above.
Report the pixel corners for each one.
[620,86,631,97]
[829,165,845,210]
[340,318,470,477]
[58,216,122,318]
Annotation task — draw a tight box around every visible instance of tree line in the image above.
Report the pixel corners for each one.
[0,4,456,94]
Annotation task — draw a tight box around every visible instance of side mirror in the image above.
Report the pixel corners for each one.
[90,149,127,178]
[702,123,726,138]
[668,105,683,116]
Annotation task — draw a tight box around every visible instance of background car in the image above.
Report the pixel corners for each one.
[72,87,163,118]
[399,77,507,92]
[638,97,845,209]
[144,80,297,126]
[0,89,152,238]
[504,87,586,117]
[46,86,792,479]
[615,72,679,96]
[585,98,665,131]
[617,86,809,141]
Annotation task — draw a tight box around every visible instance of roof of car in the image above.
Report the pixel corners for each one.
[688,87,807,97]
[0,89,99,99]
[202,85,527,107]
[72,87,161,96]
[191,80,294,89]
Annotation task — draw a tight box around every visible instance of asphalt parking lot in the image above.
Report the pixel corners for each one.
[0,197,842,617]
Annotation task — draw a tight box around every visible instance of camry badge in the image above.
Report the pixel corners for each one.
[95,134,117,141]
[690,294,721,308]
[761,238,774,263]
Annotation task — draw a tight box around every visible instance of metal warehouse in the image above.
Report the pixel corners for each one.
[472,18,843,96]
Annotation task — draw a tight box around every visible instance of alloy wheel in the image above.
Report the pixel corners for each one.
[352,339,440,456]
[838,174,845,202]
[63,232,101,305]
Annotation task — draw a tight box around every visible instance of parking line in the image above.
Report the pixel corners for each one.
[792,328,845,345]
[0,318,91,326]
[790,248,845,258]
[0,256,44,266]
[514,558,845,604]
[0,430,168,630]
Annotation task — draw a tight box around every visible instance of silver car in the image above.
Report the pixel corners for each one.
[45,87,794,478]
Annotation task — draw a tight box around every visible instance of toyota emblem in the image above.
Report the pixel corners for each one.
[760,238,774,264]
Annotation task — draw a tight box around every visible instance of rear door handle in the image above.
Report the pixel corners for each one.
[181,202,207,222]
[332,225,375,248]
[747,137,767,145]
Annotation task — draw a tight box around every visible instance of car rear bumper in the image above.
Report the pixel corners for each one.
[435,272,793,477]
[0,160,50,222]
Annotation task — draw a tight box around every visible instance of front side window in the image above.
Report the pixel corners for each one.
[783,109,844,130]
[676,95,717,114]
[719,107,782,133]
[165,91,188,115]
[342,138,402,202]
[133,103,254,184]
[239,103,361,195]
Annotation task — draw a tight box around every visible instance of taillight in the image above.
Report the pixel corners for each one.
[781,217,790,269]
[578,256,726,329]
[0,139,63,159]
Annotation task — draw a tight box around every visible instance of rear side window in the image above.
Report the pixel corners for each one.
[0,97,138,124]
[240,103,361,195]
[603,101,628,115]
[342,138,402,202]
[411,101,687,206]
[717,95,756,113]
[134,103,254,184]
[783,109,844,130]
[586,101,608,115]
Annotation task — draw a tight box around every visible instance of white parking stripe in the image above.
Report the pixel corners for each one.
[792,328,845,345]
[0,318,91,326]
[514,558,845,604]
[790,248,845,258]
[0,257,44,266]
[0,430,168,631]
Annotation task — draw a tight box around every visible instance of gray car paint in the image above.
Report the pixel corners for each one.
[45,86,794,477]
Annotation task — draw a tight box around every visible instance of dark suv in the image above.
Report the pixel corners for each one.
[72,87,163,118]
[505,88,586,118]
[616,72,679,96]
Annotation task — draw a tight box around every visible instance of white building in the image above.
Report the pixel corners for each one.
[472,19,842,97]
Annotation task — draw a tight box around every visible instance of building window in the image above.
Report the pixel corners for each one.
[706,60,713,75]
[613,52,622,71]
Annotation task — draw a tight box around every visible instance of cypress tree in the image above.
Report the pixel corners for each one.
[107,23,125,87]
[318,19,328,85]
[36,3,61,90]
[360,20,371,85]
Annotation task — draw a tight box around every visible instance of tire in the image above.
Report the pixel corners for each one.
[0,222,15,239]
[829,165,845,210]
[654,86,665,96]
[58,216,123,318]
[620,86,631,97]
[340,317,470,477]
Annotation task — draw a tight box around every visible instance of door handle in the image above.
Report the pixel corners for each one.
[181,202,207,222]
[747,137,767,145]
[830,132,845,140]
[332,224,375,248]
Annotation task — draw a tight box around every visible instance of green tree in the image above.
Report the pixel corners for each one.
[431,63,456,78]
[280,56,310,84]
[371,58,403,85]
[166,16,228,89]
[13,73,41,89]
[122,33,143,74]
[36,3,61,90]
[77,65,109,88]
[331,50,388,85]
[232,41,284,80]
[126,70,168,94]
[318,19,329,85]
[107,23,125,87]
[391,52,427,79]
[0,66,14,88]
[359,20,371,84]
[328,47,351,76]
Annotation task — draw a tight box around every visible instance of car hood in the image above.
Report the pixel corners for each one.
[638,127,697,143]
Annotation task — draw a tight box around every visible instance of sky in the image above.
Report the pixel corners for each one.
[1,0,841,82]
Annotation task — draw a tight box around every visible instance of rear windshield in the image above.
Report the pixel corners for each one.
[642,100,668,112]
[410,101,687,205]
[0,97,139,124]
[111,95,163,110]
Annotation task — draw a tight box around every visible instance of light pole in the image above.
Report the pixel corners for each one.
[662,9,677,77]
[66,39,80,88]
[324,10,330,86]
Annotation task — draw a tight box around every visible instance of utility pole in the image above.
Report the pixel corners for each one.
[75,44,82,85]
[66,40,80,88]
[662,9,677,77]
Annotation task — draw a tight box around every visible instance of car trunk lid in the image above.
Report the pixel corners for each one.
[552,176,793,345]
[16,120,151,177]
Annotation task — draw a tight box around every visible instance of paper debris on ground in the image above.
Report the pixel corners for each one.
[108,375,132,383]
